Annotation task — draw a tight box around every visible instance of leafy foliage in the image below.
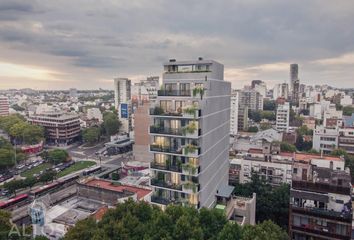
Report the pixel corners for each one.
[64,199,287,240]
[280,142,296,153]
[233,173,290,231]
[343,106,354,116]
[82,127,101,144]
[263,99,276,111]
[47,149,69,164]
[0,114,44,145]
[103,112,121,135]
[247,126,258,133]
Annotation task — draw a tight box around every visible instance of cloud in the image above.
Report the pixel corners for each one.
[0,0,353,89]
[312,52,354,65]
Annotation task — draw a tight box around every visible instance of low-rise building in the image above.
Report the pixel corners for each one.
[313,126,339,154]
[338,128,354,155]
[28,111,80,145]
[276,102,290,132]
[289,155,352,240]
[0,96,9,116]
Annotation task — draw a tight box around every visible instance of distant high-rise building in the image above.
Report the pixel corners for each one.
[0,96,9,116]
[230,90,239,136]
[273,83,289,100]
[276,102,290,132]
[290,63,298,90]
[290,64,300,104]
[114,78,132,133]
[238,89,263,111]
[149,58,231,209]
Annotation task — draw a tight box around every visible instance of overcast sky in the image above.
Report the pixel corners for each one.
[0,0,354,90]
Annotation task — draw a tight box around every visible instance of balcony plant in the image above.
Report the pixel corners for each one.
[192,86,204,99]
[153,106,165,115]
[182,121,197,135]
[183,144,197,155]
[182,163,197,175]
[183,105,197,118]
[183,181,197,193]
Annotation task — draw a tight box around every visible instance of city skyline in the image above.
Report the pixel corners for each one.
[1,1,354,90]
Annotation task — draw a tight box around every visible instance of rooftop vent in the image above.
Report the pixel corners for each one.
[198,57,203,61]
[169,59,176,62]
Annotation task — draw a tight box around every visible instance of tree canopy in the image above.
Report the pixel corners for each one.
[47,149,69,165]
[343,106,354,116]
[82,127,101,145]
[0,114,44,145]
[64,199,288,240]
[103,112,121,136]
[233,173,290,231]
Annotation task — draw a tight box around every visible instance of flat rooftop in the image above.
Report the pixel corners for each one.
[85,179,151,200]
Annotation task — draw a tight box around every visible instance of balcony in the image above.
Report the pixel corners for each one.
[291,205,352,222]
[151,195,171,205]
[182,163,200,176]
[150,106,201,118]
[292,180,351,195]
[158,90,191,97]
[291,226,351,239]
[150,126,183,136]
[150,162,182,173]
[150,144,182,154]
[182,144,201,157]
[150,178,183,191]
[182,182,200,194]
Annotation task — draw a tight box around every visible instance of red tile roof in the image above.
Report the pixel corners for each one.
[295,153,342,162]
[85,179,151,200]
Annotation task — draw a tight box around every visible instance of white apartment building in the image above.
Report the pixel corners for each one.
[276,102,290,132]
[230,90,239,136]
[313,126,339,154]
[338,128,354,155]
[114,78,132,133]
[341,95,353,106]
[273,83,289,100]
[149,58,231,209]
[238,89,263,111]
[254,82,267,98]
[309,103,322,120]
[323,105,343,128]
[230,153,293,186]
[0,96,9,116]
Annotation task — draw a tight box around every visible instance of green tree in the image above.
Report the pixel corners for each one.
[248,111,261,123]
[247,126,258,133]
[103,112,121,136]
[343,106,354,116]
[0,210,12,239]
[260,111,276,121]
[23,124,44,145]
[263,100,276,111]
[242,220,288,240]
[82,127,101,144]
[217,223,242,240]
[4,179,25,196]
[48,149,69,164]
[280,142,296,153]
[39,170,57,183]
[0,149,15,170]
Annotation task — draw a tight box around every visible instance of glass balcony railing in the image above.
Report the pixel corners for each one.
[150,162,182,173]
[150,144,183,154]
[150,126,183,136]
[149,107,201,118]
[158,90,191,96]
[150,178,183,191]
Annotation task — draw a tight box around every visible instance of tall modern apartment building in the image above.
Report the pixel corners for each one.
[0,96,9,116]
[276,102,290,132]
[230,90,239,136]
[114,78,132,133]
[149,58,231,209]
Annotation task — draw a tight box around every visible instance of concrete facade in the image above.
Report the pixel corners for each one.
[149,58,231,209]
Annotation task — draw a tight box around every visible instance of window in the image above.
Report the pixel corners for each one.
[293,168,298,174]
